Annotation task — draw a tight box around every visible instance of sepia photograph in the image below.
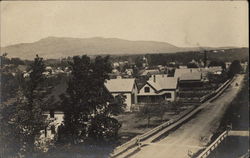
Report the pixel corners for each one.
[0,1,249,158]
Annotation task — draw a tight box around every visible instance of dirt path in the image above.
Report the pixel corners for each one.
[130,75,244,158]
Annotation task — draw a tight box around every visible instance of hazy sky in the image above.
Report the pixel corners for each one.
[1,1,248,47]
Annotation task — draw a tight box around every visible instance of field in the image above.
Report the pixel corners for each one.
[115,105,194,144]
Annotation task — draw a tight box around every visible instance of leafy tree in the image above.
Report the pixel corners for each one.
[59,55,92,144]
[11,57,25,65]
[132,65,139,78]
[0,53,11,66]
[135,56,143,68]
[121,63,130,72]
[228,60,242,78]
[58,55,123,144]
[0,55,49,158]
[0,70,20,102]
[137,104,158,128]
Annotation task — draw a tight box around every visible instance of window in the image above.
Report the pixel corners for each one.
[144,87,150,93]
[165,93,172,98]
[51,125,56,134]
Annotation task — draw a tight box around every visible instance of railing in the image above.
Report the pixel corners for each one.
[110,78,234,158]
[196,130,229,158]
[200,78,234,103]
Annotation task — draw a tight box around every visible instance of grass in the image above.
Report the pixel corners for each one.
[115,105,194,144]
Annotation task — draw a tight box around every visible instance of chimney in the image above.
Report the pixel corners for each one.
[153,75,156,82]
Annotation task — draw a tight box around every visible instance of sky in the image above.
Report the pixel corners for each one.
[0,1,248,48]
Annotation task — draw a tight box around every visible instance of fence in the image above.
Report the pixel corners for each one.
[200,78,234,103]
[110,78,234,158]
[196,130,229,158]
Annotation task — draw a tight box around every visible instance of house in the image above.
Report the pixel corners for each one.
[174,68,201,78]
[205,66,223,75]
[105,78,138,111]
[240,62,248,72]
[137,74,178,103]
[113,62,119,68]
[174,68,203,87]
[125,68,133,76]
[178,72,203,87]
[179,65,187,69]
[140,69,160,77]
[41,111,64,140]
[225,62,231,69]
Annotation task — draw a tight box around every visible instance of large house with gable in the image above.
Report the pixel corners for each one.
[105,77,138,111]
[137,74,178,103]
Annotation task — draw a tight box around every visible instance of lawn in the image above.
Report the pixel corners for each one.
[115,105,195,144]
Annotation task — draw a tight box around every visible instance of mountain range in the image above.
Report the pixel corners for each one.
[1,36,232,59]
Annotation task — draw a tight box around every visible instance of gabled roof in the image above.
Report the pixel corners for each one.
[174,68,201,78]
[147,75,178,91]
[179,72,202,81]
[141,69,160,76]
[105,78,136,93]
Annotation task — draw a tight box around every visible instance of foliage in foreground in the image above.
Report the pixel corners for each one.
[0,55,50,158]
[56,55,124,146]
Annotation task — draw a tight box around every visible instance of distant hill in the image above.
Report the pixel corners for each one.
[0,36,192,59]
[1,36,235,59]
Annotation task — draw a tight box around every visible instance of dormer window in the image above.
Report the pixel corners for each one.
[144,87,150,93]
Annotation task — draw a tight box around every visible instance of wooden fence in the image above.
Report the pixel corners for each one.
[196,130,229,158]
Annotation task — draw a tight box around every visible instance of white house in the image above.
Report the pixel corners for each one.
[40,111,64,140]
[137,75,178,103]
[105,78,138,111]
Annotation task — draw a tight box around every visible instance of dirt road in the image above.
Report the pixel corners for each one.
[130,75,244,158]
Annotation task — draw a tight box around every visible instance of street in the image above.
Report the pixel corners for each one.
[129,75,245,158]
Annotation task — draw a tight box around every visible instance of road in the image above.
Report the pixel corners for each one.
[129,75,244,158]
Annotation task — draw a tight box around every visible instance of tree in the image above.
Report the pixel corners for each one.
[11,57,25,65]
[0,55,49,158]
[135,56,143,68]
[228,60,242,78]
[58,55,123,145]
[137,104,158,128]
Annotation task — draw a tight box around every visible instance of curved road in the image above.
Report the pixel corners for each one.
[130,75,244,158]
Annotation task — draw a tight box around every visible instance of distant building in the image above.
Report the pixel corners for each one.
[174,68,203,87]
[240,62,248,72]
[205,66,223,75]
[225,62,231,69]
[105,78,138,111]
[137,75,178,103]
[113,62,119,68]
[125,68,133,76]
[174,68,201,79]
[179,72,203,87]
[179,65,187,69]
[140,69,160,77]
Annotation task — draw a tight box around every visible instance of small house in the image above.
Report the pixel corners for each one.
[105,78,138,111]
